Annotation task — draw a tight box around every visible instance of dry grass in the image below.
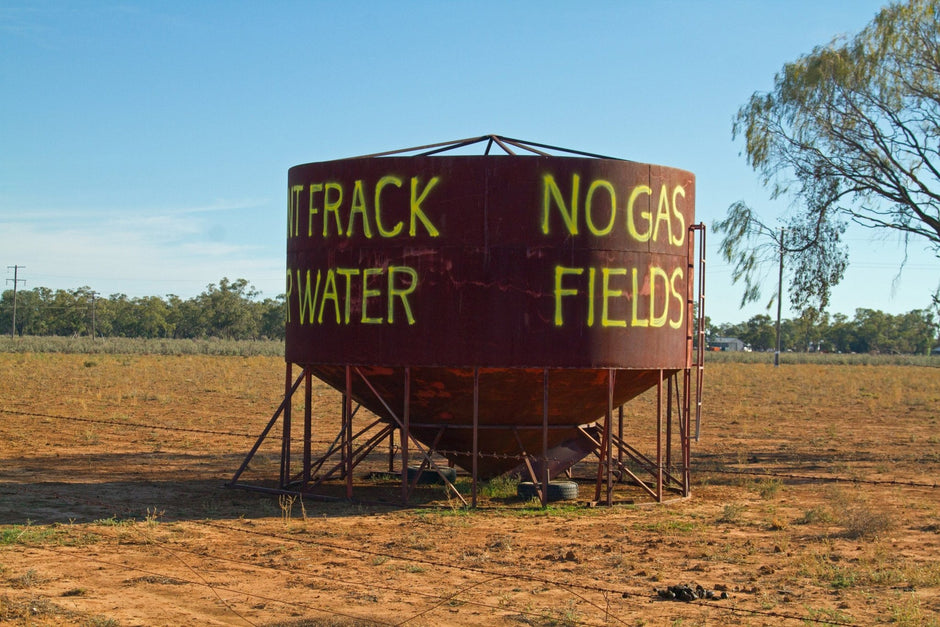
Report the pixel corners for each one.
[0,335,283,356]
[0,355,939,625]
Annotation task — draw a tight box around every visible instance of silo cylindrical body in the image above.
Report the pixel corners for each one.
[285,156,695,475]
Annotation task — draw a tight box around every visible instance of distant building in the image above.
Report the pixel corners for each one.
[710,337,746,352]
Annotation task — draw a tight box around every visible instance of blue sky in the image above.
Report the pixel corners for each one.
[2,0,936,324]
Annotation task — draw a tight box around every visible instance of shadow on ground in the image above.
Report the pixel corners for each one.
[0,451,480,525]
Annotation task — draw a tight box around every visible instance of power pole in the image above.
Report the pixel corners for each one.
[90,290,99,340]
[774,229,784,367]
[6,265,26,338]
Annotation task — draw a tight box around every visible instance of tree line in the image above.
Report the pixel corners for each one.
[1,278,938,354]
[0,278,285,341]
[709,308,938,355]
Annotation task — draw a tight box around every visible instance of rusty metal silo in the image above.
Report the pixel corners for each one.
[231,136,705,506]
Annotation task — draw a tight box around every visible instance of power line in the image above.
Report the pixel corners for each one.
[90,290,99,340]
[6,265,25,338]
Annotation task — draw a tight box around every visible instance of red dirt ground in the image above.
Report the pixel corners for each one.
[1,353,938,626]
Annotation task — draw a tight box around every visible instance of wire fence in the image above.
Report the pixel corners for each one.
[2,407,937,491]
[1,405,934,625]
[702,466,939,489]
[0,408,258,439]
[7,485,862,627]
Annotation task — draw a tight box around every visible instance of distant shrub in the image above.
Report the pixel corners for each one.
[0,336,284,357]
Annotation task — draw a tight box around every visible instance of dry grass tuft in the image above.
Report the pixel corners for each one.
[825,487,894,539]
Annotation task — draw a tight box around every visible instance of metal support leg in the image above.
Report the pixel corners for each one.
[303,367,312,486]
[594,393,611,505]
[402,367,410,503]
[353,366,467,506]
[229,367,305,487]
[280,362,292,489]
[542,368,550,508]
[617,403,624,477]
[683,369,692,497]
[472,368,479,508]
[656,370,663,503]
[345,365,353,499]
[666,375,673,476]
[606,369,614,505]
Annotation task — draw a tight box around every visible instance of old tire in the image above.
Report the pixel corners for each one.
[517,480,579,502]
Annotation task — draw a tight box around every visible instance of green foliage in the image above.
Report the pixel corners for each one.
[92,517,137,527]
[717,0,940,312]
[889,593,938,627]
[480,475,519,499]
[711,306,938,355]
[2,275,935,356]
[0,277,285,341]
[0,523,96,547]
[849,308,937,354]
[715,205,848,312]
[0,525,60,545]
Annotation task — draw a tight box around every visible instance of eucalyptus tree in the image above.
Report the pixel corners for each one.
[717,0,940,312]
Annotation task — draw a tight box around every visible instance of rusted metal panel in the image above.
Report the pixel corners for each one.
[281,151,697,479]
[286,156,695,370]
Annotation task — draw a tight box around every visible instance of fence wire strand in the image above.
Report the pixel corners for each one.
[0,404,930,625]
[5,406,936,491]
[6,486,862,626]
